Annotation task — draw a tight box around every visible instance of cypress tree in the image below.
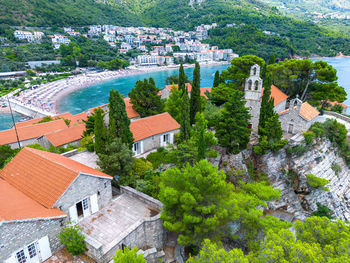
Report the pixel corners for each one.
[213,70,220,87]
[268,54,276,65]
[108,89,134,148]
[94,108,107,154]
[179,63,186,93]
[258,78,275,136]
[190,62,201,125]
[180,87,191,142]
[197,127,206,161]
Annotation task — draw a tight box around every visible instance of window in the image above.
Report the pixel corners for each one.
[82,198,89,211]
[133,142,140,155]
[16,250,26,263]
[248,80,252,90]
[27,243,37,258]
[163,134,169,143]
[255,80,259,90]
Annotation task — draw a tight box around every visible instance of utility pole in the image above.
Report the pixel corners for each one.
[7,95,21,148]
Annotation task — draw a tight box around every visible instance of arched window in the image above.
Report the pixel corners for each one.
[255,80,259,90]
[293,100,298,107]
[248,80,252,90]
[253,67,257,76]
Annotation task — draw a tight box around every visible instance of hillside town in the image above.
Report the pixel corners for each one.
[10,24,237,67]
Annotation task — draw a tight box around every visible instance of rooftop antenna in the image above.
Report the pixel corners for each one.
[7,94,21,148]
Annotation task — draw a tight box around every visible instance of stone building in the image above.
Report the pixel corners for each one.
[0,147,113,263]
[244,64,263,132]
[279,97,320,134]
[130,112,180,156]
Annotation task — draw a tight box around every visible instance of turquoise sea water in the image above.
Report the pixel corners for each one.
[57,64,229,114]
[311,57,350,107]
[1,58,350,131]
[0,112,24,130]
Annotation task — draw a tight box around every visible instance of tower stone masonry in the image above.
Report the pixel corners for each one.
[244,64,263,132]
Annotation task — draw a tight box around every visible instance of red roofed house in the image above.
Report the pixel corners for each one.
[0,147,113,263]
[130,112,180,156]
[160,83,212,100]
[262,84,289,113]
[279,97,320,134]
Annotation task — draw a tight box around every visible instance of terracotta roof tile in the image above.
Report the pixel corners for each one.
[0,147,112,208]
[165,83,192,92]
[130,112,180,142]
[0,179,66,221]
[0,119,68,145]
[327,100,348,108]
[88,98,139,119]
[44,123,85,147]
[261,85,288,107]
[16,112,73,128]
[300,102,320,121]
[163,84,211,99]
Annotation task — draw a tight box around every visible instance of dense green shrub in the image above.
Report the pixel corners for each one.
[59,225,87,255]
[306,173,329,190]
[311,202,334,219]
[303,131,316,145]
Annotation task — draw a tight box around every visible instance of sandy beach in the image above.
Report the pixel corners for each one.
[9,61,229,115]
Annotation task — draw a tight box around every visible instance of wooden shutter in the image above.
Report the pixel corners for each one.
[69,204,78,224]
[90,193,99,214]
[38,235,52,261]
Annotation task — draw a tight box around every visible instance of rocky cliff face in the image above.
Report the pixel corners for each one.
[218,134,350,222]
[261,134,350,222]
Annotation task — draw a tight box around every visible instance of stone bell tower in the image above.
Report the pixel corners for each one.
[244,64,263,132]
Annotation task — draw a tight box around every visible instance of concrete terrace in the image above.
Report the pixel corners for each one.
[78,186,164,263]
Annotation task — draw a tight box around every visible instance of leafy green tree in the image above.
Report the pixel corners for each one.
[83,108,99,136]
[159,160,236,246]
[178,63,186,93]
[59,225,87,255]
[121,158,153,187]
[190,62,201,125]
[179,88,191,142]
[165,74,189,85]
[267,59,344,101]
[311,202,334,219]
[97,138,134,179]
[306,174,329,190]
[94,108,107,154]
[0,145,19,169]
[268,54,275,65]
[108,89,134,148]
[128,78,164,117]
[215,90,251,153]
[213,70,220,88]
[309,82,347,109]
[164,84,183,123]
[188,239,249,263]
[113,247,146,263]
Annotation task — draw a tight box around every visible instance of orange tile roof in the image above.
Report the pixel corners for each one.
[44,123,85,147]
[163,84,212,99]
[130,112,180,142]
[278,102,319,121]
[0,147,112,208]
[0,119,68,145]
[88,98,140,119]
[0,179,66,222]
[300,102,320,121]
[261,85,288,107]
[165,83,192,92]
[15,112,73,128]
[327,100,348,108]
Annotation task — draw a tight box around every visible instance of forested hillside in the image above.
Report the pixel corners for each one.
[2,0,350,58]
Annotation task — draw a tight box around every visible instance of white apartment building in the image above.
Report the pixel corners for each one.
[137,55,165,66]
[14,30,34,42]
[52,35,71,49]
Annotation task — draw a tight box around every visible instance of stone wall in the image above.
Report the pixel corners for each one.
[55,174,112,217]
[274,100,287,113]
[120,186,163,210]
[279,109,309,134]
[0,218,64,261]
[140,130,179,155]
[9,99,48,118]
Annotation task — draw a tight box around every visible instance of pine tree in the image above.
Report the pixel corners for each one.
[213,70,220,87]
[190,62,201,125]
[258,79,275,136]
[94,108,107,154]
[129,77,164,117]
[108,89,134,148]
[178,63,186,93]
[215,90,251,153]
[180,87,191,142]
[268,54,276,65]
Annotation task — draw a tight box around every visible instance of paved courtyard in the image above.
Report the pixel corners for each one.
[79,194,158,253]
[44,248,94,263]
